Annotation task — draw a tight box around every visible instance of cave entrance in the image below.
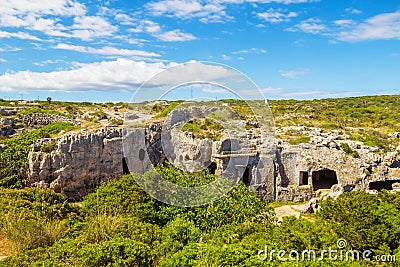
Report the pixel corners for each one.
[122,157,130,175]
[242,166,251,186]
[299,171,309,186]
[390,161,400,168]
[312,169,338,190]
[207,162,217,175]
[369,180,400,191]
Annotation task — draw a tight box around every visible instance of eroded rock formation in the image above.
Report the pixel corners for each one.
[27,119,400,202]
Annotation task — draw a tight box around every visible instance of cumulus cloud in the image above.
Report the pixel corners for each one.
[156,29,197,42]
[0,60,243,93]
[336,11,400,42]
[53,43,160,57]
[0,0,87,38]
[0,30,41,40]
[0,59,170,92]
[257,8,297,23]
[129,20,196,42]
[146,0,316,23]
[147,0,228,23]
[345,8,362,15]
[287,18,327,34]
[71,16,118,40]
[334,19,356,27]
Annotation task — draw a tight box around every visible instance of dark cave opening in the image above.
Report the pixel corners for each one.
[369,180,400,191]
[242,166,251,186]
[312,169,338,190]
[207,162,217,175]
[299,171,309,186]
[122,157,130,175]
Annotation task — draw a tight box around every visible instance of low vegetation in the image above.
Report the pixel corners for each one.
[0,95,398,265]
[269,95,400,151]
[178,117,224,141]
[0,165,399,266]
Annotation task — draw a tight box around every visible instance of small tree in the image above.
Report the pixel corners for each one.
[46,97,52,104]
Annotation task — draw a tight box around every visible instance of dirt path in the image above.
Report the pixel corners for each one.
[274,204,306,222]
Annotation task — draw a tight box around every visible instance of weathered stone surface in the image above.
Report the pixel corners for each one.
[302,198,320,214]
[22,113,76,126]
[28,127,124,200]
[26,120,400,203]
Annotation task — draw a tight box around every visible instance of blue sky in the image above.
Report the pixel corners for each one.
[0,0,399,102]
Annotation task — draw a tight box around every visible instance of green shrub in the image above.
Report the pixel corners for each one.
[0,188,79,252]
[82,174,158,222]
[340,143,360,158]
[40,140,57,153]
[289,136,310,145]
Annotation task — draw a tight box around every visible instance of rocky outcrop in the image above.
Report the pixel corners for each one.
[26,119,400,202]
[22,113,76,126]
[27,127,124,200]
[0,117,16,136]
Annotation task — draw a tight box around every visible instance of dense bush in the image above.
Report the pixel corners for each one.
[2,167,400,266]
[0,188,79,253]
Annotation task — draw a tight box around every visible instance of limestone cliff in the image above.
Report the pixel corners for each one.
[28,127,123,200]
[27,124,400,202]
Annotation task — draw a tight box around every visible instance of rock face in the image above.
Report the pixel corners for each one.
[27,119,400,202]
[28,128,124,200]
[0,117,16,136]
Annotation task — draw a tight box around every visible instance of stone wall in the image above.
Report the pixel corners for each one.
[22,113,76,126]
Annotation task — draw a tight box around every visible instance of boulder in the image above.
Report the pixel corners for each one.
[302,198,320,214]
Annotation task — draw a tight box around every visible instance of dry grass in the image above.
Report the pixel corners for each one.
[0,232,17,256]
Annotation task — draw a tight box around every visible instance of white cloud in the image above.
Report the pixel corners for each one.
[279,68,310,79]
[53,43,160,57]
[0,0,86,38]
[334,19,356,27]
[221,54,231,60]
[0,59,170,92]
[345,8,362,15]
[257,8,297,23]
[147,0,315,23]
[156,29,197,42]
[0,60,243,93]
[0,0,86,17]
[0,30,41,40]
[0,58,6,63]
[130,20,162,33]
[232,48,267,54]
[247,0,318,3]
[287,18,327,34]
[336,11,400,42]
[147,0,227,23]
[129,20,196,42]
[33,59,66,67]
[115,13,135,25]
[71,16,118,40]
